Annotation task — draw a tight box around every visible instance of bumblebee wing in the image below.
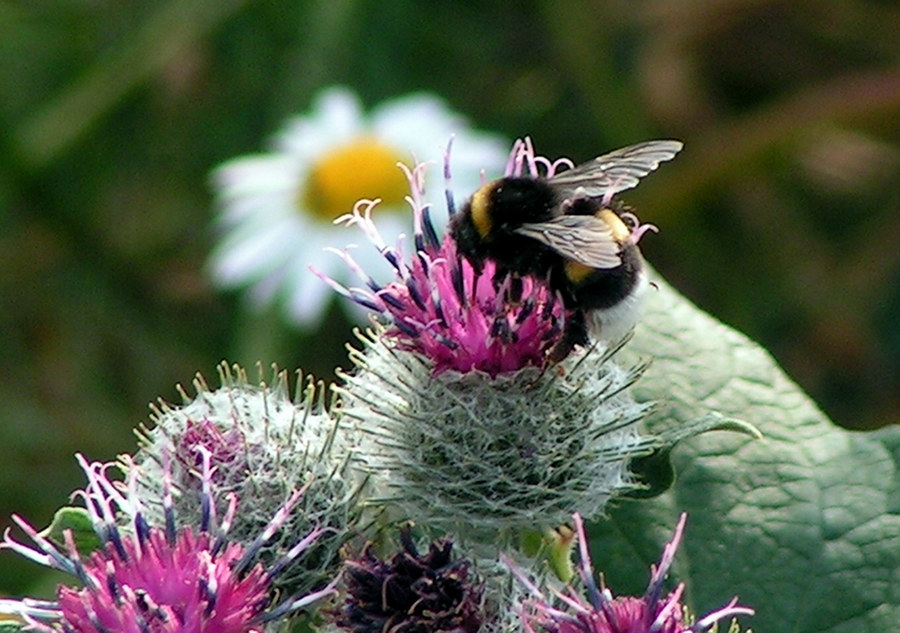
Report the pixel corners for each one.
[514,215,622,269]
[550,140,683,199]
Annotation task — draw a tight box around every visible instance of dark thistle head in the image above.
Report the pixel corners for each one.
[333,527,484,633]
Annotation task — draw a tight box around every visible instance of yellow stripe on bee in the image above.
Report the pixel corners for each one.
[470,185,493,238]
[564,259,595,283]
[598,208,631,243]
[565,208,630,283]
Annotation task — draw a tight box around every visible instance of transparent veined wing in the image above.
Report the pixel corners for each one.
[514,215,621,269]
[549,140,683,200]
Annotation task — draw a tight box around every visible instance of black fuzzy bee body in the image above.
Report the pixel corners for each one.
[453,177,561,279]
[449,140,683,360]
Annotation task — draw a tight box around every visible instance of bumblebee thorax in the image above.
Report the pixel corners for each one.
[469,178,557,240]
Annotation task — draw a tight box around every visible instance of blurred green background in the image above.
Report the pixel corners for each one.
[1,0,898,597]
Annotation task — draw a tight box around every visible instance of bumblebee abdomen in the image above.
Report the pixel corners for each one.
[563,259,595,284]
[565,245,643,310]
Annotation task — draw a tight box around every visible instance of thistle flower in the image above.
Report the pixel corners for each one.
[509,513,754,633]
[0,453,335,633]
[131,363,367,598]
[209,86,507,327]
[332,528,484,633]
[315,152,566,376]
[318,140,659,537]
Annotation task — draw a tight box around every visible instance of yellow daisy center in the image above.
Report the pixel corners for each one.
[301,138,409,221]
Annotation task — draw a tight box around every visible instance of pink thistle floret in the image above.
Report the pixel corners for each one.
[507,514,753,633]
[0,451,335,633]
[57,529,268,633]
[313,140,566,377]
[175,419,251,486]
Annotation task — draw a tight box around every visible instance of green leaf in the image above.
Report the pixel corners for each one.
[544,524,577,583]
[589,270,900,633]
[43,507,102,556]
[628,411,763,499]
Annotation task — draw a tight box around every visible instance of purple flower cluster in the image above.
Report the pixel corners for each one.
[315,141,569,376]
[333,528,483,633]
[510,514,753,633]
[0,452,333,633]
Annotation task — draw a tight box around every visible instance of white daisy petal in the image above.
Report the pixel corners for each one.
[371,94,507,224]
[372,93,463,143]
[284,261,334,325]
[246,263,290,307]
[213,154,299,200]
[277,88,364,156]
[210,217,300,286]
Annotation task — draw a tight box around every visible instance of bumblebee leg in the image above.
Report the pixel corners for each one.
[508,275,524,304]
[548,309,589,363]
[491,269,524,305]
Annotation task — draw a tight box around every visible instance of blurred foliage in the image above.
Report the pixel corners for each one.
[0,0,898,596]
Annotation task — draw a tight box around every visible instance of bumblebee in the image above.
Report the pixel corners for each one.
[449,140,683,360]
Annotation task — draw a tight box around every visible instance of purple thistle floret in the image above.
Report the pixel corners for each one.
[332,527,484,633]
[313,139,568,377]
[0,451,335,633]
[508,514,753,633]
[175,419,252,487]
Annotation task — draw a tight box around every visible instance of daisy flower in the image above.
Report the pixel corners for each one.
[209,86,507,327]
